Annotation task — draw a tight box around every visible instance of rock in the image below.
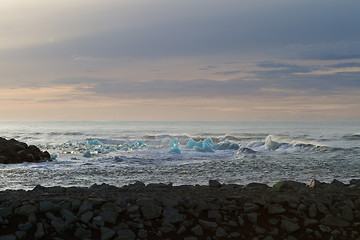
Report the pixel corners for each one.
[281,219,300,233]
[244,202,259,213]
[316,201,329,215]
[320,214,350,227]
[350,179,360,185]
[267,204,286,214]
[303,218,318,227]
[341,205,354,222]
[92,215,105,228]
[199,219,218,230]
[139,200,162,220]
[34,223,45,240]
[331,179,346,187]
[215,227,228,238]
[127,205,139,214]
[100,211,117,225]
[75,227,92,239]
[0,137,50,164]
[101,202,122,213]
[80,211,93,224]
[129,181,145,190]
[162,206,185,224]
[18,222,33,231]
[209,180,221,189]
[14,231,27,240]
[51,217,68,234]
[0,235,16,240]
[308,203,318,218]
[191,224,204,236]
[78,201,93,215]
[39,201,59,213]
[18,204,38,216]
[255,226,266,234]
[61,208,78,224]
[101,227,116,240]
[0,207,12,217]
[159,222,176,233]
[207,209,221,219]
[138,229,148,239]
[247,213,258,224]
[117,229,136,240]
[28,214,37,225]
[308,179,322,188]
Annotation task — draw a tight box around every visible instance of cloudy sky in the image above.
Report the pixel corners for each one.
[1,0,360,120]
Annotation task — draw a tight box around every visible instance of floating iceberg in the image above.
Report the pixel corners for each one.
[169,139,181,154]
[213,141,240,150]
[185,138,214,152]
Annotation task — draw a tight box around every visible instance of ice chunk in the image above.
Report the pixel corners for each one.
[86,139,103,146]
[185,138,198,148]
[186,138,214,152]
[169,139,180,148]
[169,147,181,154]
[83,151,92,158]
[169,139,181,154]
[213,141,239,150]
[265,135,282,150]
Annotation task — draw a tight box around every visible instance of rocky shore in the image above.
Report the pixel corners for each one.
[1,179,360,240]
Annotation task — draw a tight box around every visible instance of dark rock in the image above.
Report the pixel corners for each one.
[320,214,350,227]
[0,137,50,164]
[209,180,221,189]
[307,179,322,188]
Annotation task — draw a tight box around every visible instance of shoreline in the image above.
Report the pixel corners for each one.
[1,179,360,239]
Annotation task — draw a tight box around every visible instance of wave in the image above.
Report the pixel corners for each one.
[48,132,84,136]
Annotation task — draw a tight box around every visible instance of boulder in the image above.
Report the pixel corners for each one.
[0,137,50,164]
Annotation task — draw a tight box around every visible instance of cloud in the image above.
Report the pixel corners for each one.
[272,41,360,60]
[214,71,242,76]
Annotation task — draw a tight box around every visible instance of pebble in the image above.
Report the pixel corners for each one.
[0,179,358,239]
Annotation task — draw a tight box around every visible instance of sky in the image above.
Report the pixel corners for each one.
[1,0,360,121]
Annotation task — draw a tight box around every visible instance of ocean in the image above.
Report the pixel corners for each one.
[0,121,359,191]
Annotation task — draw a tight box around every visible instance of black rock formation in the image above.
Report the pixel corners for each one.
[0,137,50,164]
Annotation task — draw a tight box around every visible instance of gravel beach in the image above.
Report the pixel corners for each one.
[1,179,360,239]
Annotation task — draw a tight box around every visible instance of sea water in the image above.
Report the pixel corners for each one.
[0,121,359,190]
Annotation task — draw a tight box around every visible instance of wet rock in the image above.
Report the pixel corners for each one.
[215,227,227,238]
[0,235,16,240]
[0,207,12,218]
[0,138,50,164]
[51,217,68,234]
[281,219,300,233]
[101,227,116,240]
[117,229,136,240]
[209,180,221,189]
[341,205,354,222]
[61,208,78,224]
[80,211,93,224]
[101,202,122,213]
[34,223,45,240]
[14,231,26,240]
[75,227,92,239]
[308,179,322,188]
[267,204,286,214]
[138,199,162,220]
[18,204,38,216]
[199,219,218,230]
[247,213,258,224]
[244,202,259,213]
[39,201,59,213]
[162,206,185,224]
[321,214,350,227]
[92,215,105,228]
[100,211,117,225]
[191,224,204,236]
